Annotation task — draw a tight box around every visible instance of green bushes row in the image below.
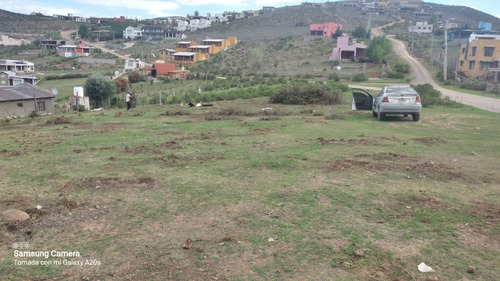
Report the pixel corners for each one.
[269,82,347,105]
[44,73,90,80]
[459,82,487,91]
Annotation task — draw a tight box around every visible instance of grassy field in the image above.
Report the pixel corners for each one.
[1,92,499,280]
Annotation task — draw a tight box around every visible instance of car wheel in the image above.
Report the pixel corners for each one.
[412,113,420,121]
[378,112,385,121]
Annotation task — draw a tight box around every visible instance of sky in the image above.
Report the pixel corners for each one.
[0,0,498,20]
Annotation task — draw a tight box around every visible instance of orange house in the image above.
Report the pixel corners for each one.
[143,63,189,79]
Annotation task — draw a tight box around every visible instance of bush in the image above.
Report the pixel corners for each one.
[387,71,405,79]
[459,82,487,91]
[412,83,461,108]
[328,73,340,81]
[351,73,367,82]
[270,83,344,105]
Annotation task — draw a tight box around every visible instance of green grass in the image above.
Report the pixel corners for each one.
[1,94,499,280]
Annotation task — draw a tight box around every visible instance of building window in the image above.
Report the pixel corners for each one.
[36,101,46,111]
[484,47,494,57]
[469,60,475,70]
[472,46,476,56]
[17,103,23,107]
[460,61,464,67]
[461,48,465,54]
[480,61,492,70]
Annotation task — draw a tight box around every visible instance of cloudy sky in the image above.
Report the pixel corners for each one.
[0,0,498,19]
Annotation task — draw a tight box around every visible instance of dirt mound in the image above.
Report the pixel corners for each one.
[44,116,71,125]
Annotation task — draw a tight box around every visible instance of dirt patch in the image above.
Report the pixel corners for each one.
[317,137,375,146]
[411,137,446,146]
[356,152,410,160]
[326,156,464,181]
[60,176,158,189]
[44,116,71,126]
[468,201,500,221]
[458,226,500,250]
[320,238,350,250]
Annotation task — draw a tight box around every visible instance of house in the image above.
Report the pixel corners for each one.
[40,39,67,50]
[171,52,205,67]
[409,22,433,34]
[165,30,185,40]
[201,37,237,50]
[329,36,367,62]
[0,59,35,73]
[0,71,38,86]
[56,41,93,57]
[124,59,145,72]
[457,34,500,81]
[142,26,165,40]
[157,49,176,60]
[189,45,220,56]
[142,63,189,79]
[0,83,55,118]
[123,26,142,39]
[176,41,197,52]
[309,22,342,37]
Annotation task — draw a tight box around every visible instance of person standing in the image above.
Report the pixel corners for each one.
[126,91,132,111]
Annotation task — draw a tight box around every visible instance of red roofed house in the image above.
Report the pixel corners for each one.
[329,36,367,62]
[143,63,189,80]
[309,22,342,37]
[56,40,93,57]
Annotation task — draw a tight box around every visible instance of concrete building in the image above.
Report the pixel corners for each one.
[457,34,500,81]
[0,83,55,118]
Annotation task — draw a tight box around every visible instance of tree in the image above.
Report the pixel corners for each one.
[365,35,392,64]
[352,24,368,39]
[84,75,116,108]
[194,10,200,17]
[332,28,343,39]
[78,25,90,39]
[45,32,62,40]
[249,48,264,71]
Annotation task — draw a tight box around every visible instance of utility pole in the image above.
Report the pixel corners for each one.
[443,20,448,80]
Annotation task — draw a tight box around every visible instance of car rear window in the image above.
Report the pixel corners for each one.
[385,87,416,95]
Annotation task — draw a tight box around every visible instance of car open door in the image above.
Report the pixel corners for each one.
[351,88,374,110]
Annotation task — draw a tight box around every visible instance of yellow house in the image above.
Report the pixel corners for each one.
[457,34,500,79]
[175,41,197,52]
[157,49,176,60]
[171,52,205,67]
[201,37,237,50]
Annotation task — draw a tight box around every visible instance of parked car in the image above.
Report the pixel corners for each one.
[351,85,422,121]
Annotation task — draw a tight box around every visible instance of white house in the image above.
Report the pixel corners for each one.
[124,59,145,72]
[123,26,142,39]
[409,22,433,34]
[208,13,229,23]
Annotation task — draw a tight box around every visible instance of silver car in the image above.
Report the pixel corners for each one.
[351,85,422,121]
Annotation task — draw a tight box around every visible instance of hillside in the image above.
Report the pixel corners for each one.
[0,9,76,38]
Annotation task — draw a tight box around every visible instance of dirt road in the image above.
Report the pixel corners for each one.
[372,24,500,113]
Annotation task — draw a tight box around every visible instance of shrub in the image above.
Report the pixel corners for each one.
[351,73,367,82]
[459,82,487,91]
[269,83,343,105]
[328,73,340,81]
[412,83,461,108]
